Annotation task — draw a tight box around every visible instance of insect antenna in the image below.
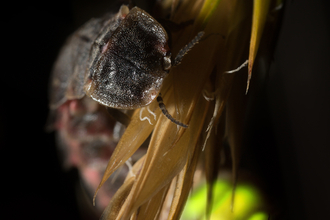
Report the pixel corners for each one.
[173,31,204,66]
[157,93,188,128]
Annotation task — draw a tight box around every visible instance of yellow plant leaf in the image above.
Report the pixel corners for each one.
[171,0,204,22]
[101,155,147,220]
[194,0,222,30]
[201,0,253,212]
[125,155,146,181]
[117,90,209,220]
[167,136,203,220]
[135,183,171,220]
[93,100,159,205]
[204,112,225,218]
[169,0,239,136]
[247,0,271,93]
[100,177,135,220]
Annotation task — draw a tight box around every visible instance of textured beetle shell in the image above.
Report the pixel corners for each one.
[49,9,123,110]
[49,6,170,110]
[85,7,169,109]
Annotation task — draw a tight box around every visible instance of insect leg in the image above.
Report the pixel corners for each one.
[224,60,248,74]
[157,93,188,128]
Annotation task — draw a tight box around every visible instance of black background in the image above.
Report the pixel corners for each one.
[2,0,330,219]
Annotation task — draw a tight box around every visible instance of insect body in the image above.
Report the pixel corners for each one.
[50,5,202,128]
[85,6,171,110]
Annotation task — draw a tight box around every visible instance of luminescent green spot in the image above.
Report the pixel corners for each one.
[232,185,260,217]
[181,179,267,220]
[181,180,231,220]
[247,212,268,220]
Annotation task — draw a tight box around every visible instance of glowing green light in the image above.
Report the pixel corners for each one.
[181,179,267,220]
[247,212,268,220]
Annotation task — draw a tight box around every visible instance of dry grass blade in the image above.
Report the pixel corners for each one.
[94,101,159,205]
[100,177,135,220]
[169,0,240,137]
[219,1,252,211]
[198,0,253,213]
[204,113,225,219]
[135,183,171,220]
[117,90,209,220]
[167,136,204,220]
[125,155,146,181]
[101,155,146,220]
[193,0,221,30]
[247,0,271,93]
[170,0,204,22]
